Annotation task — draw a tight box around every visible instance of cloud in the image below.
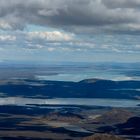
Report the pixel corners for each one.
[28,31,74,41]
[0,35,16,41]
[0,0,140,34]
[0,31,140,55]
[0,20,13,30]
[47,47,56,52]
[102,0,140,9]
[0,0,140,59]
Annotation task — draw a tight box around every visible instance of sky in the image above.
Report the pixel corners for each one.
[0,0,140,63]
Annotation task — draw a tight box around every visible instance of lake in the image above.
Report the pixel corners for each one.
[0,97,139,108]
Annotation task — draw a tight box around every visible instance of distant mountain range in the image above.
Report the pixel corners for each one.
[0,78,140,99]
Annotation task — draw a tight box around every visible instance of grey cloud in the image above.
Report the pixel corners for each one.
[0,0,140,34]
[102,0,140,9]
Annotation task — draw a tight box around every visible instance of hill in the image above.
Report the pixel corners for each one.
[0,78,140,99]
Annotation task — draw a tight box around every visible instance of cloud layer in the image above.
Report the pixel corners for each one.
[0,0,140,34]
[0,0,140,62]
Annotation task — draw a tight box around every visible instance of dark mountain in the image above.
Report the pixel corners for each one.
[116,117,140,135]
[0,78,140,99]
[97,116,140,138]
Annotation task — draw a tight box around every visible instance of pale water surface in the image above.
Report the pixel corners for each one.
[0,97,139,108]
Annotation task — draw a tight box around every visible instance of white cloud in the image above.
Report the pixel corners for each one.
[47,47,55,52]
[0,20,12,30]
[28,31,74,41]
[0,35,16,41]
[111,48,122,53]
